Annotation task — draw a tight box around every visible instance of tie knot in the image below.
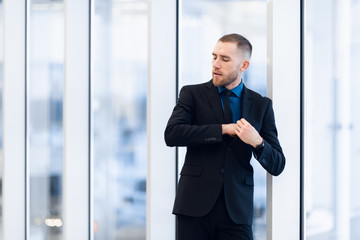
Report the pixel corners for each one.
[223,90,232,97]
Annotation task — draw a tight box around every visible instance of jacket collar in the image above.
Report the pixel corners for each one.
[241,85,253,121]
[205,80,224,123]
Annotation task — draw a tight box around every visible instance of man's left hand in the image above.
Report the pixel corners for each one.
[235,118,263,148]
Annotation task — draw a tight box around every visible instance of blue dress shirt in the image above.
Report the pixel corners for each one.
[218,81,244,123]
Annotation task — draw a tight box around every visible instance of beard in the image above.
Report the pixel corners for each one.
[212,70,239,87]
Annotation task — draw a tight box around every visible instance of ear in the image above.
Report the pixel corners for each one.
[240,60,250,72]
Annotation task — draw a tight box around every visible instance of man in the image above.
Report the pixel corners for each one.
[164,33,285,240]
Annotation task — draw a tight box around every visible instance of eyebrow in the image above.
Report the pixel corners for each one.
[212,53,231,59]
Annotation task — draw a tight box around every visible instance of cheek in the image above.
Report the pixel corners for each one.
[225,66,236,74]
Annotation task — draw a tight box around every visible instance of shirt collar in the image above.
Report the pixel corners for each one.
[218,80,244,98]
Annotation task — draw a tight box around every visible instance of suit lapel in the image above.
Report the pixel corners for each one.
[205,80,224,123]
[241,85,252,120]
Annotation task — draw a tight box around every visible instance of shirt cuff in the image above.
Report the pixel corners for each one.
[253,140,265,160]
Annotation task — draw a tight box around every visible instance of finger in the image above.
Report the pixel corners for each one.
[240,118,248,125]
[239,121,246,128]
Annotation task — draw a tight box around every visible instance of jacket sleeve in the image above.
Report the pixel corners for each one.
[255,99,286,176]
[164,86,223,147]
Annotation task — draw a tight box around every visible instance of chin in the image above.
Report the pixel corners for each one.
[212,78,223,87]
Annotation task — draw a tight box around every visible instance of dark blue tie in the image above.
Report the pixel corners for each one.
[223,90,233,123]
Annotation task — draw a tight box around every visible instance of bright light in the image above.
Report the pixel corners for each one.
[45,218,63,228]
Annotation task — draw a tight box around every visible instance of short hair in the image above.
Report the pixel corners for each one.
[218,33,252,59]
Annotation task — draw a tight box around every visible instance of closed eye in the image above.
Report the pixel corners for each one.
[212,53,230,62]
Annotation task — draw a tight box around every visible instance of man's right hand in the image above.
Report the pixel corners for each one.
[222,124,237,137]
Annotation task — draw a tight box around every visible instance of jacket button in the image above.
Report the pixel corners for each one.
[220,169,224,174]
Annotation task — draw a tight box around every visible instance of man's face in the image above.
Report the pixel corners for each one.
[212,41,246,89]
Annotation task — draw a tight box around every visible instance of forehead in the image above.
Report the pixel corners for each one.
[213,41,240,57]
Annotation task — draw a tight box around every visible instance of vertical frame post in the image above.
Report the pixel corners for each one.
[267,0,301,239]
[147,0,177,239]
[2,0,27,239]
[63,0,90,238]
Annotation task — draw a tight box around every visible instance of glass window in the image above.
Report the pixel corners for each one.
[179,0,267,238]
[91,1,147,239]
[304,0,360,239]
[28,0,64,238]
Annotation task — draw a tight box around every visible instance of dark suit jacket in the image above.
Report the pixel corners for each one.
[164,80,285,225]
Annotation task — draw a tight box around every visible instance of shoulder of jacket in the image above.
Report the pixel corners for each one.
[181,80,212,91]
[244,87,272,104]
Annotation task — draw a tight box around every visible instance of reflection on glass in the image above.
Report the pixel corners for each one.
[0,1,3,238]
[28,0,64,239]
[304,0,360,239]
[91,1,147,239]
[180,1,267,239]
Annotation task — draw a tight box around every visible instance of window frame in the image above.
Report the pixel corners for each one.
[0,0,302,239]
[2,0,27,239]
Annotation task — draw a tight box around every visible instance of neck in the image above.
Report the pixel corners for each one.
[225,76,242,90]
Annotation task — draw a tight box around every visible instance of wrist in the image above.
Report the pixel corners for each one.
[253,138,264,149]
[222,124,227,135]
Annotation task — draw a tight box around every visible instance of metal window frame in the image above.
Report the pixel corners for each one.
[2,0,27,239]
[146,0,177,239]
[63,0,91,239]
[266,0,301,239]
[1,0,302,239]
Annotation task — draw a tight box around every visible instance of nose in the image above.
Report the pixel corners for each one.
[213,58,220,69]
